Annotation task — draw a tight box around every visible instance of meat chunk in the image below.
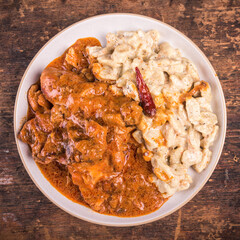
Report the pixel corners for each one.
[65,47,84,69]
[50,105,68,126]
[35,111,54,133]
[107,126,134,172]
[102,113,125,127]
[65,37,101,72]
[28,84,51,112]
[74,120,108,162]
[40,130,67,164]
[40,67,86,104]
[18,119,47,160]
[120,101,142,126]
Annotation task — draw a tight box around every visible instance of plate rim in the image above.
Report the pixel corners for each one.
[14,13,227,227]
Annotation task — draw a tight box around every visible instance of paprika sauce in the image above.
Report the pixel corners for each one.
[18,38,165,217]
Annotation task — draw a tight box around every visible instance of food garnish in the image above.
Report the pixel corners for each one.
[135,67,156,117]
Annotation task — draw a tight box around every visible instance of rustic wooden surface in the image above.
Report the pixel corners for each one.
[0,0,239,239]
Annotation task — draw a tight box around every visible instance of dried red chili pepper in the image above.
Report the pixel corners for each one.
[135,67,156,117]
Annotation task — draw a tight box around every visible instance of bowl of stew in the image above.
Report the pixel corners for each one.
[14,14,226,226]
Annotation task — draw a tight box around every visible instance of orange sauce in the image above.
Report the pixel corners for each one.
[20,37,166,217]
[37,162,88,206]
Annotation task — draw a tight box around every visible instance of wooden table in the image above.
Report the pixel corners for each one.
[0,0,239,239]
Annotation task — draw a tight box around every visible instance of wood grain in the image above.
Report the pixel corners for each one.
[0,0,239,239]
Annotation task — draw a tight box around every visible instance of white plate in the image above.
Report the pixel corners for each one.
[14,13,226,226]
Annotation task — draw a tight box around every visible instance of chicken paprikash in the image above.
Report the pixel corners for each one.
[19,30,219,216]
[18,37,164,216]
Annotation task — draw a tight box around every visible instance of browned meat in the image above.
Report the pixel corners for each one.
[18,37,164,217]
[40,67,86,104]
[120,101,143,126]
[18,119,47,161]
[28,84,51,113]
[35,111,54,133]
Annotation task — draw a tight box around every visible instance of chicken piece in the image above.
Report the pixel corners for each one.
[40,130,67,165]
[120,101,142,126]
[28,84,51,112]
[65,47,84,69]
[77,82,108,98]
[74,120,108,162]
[28,84,41,111]
[35,111,54,133]
[81,68,95,82]
[69,138,163,215]
[73,96,107,119]
[18,119,47,160]
[68,164,111,212]
[50,105,68,126]
[102,113,125,127]
[107,126,133,172]
[40,67,86,104]
[75,140,106,162]
[65,37,101,71]
[67,123,89,143]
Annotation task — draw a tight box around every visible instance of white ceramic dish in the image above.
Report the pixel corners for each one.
[14,13,226,226]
